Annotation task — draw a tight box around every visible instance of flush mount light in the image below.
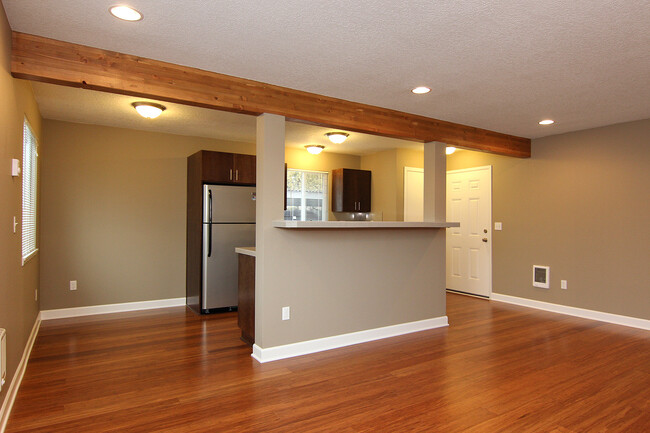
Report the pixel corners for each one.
[539,119,555,125]
[305,145,325,155]
[411,86,431,94]
[325,132,349,144]
[109,5,143,21]
[446,147,457,155]
[132,102,166,119]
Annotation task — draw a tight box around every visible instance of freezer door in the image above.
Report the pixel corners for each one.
[202,223,256,311]
[203,184,256,223]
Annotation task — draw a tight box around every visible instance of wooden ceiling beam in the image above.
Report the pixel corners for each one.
[11,32,530,157]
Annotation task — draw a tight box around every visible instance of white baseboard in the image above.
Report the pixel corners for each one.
[491,293,650,331]
[0,313,41,433]
[252,316,448,363]
[40,297,186,320]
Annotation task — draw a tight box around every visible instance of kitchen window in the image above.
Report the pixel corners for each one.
[284,169,328,221]
[22,118,39,265]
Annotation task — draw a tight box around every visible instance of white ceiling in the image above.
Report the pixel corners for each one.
[4,0,650,140]
[31,82,421,155]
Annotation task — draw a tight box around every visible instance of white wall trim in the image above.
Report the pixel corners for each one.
[40,298,186,320]
[0,313,41,433]
[491,293,650,331]
[252,316,448,363]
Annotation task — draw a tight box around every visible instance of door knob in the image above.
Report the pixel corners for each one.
[482,237,488,242]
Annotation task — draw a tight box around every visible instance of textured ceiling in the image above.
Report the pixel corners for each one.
[4,0,650,139]
[31,82,421,156]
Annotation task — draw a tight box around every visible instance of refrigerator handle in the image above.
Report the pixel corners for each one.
[208,190,212,257]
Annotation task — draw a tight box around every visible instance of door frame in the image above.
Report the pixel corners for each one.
[446,165,493,298]
[403,166,424,222]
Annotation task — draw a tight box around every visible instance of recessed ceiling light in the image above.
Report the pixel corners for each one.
[539,119,555,125]
[305,145,325,155]
[109,5,143,21]
[132,102,166,119]
[411,86,431,94]
[325,132,349,144]
[446,147,456,155]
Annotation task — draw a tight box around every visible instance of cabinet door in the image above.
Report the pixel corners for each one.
[342,169,360,211]
[332,168,371,212]
[233,154,256,184]
[332,169,350,212]
[202,151,234,183]
[355,170,372,212]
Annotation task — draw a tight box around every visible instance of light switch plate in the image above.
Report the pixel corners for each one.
[11,159,20,177]
[561,280,567,290]
[495,222,502,231]
[70,280,77,291]
[282,306,290,321]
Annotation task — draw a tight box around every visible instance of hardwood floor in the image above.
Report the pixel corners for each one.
[6,294,650,432]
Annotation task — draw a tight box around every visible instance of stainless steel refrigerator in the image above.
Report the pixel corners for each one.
[201,184,255,313]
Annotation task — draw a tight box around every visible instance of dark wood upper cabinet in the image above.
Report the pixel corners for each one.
[331,168,371,212]
[200,150,255,185]
[202,151,234,183]
[233,153,256,184]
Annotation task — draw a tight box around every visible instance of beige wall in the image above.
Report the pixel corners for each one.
[395,148,424,221]
[285,147,360,220]
[448,119,650,320]
[361,148,424,221]
[361,150,397,220]
[0,4,42,406]
[40,120,255,310]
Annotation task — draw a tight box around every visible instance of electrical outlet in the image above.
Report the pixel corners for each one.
[70,280,77,291]
[494,222,502,231]
[282,306,290,321]
[561,280,567,290]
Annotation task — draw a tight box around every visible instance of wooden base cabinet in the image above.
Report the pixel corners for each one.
[237,254,255,345]
[332,168,371,212]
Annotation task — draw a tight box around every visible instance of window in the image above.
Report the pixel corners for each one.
[284,169,328,221]
[22,118,38,265]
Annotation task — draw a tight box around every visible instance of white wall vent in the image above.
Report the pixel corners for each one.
[533,265,550,289]
[0,328,6,392]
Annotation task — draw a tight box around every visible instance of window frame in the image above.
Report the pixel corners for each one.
[22,117,39,266]
[284,168,329,222]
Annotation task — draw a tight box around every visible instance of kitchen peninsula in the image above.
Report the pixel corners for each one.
[253,115,452,364]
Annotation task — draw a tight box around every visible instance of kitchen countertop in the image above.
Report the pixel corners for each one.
[272,221,459,229]
[235,247,256,257]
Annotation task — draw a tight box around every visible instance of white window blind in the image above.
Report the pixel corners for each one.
[22,119,38,265]
[284,169,328,221]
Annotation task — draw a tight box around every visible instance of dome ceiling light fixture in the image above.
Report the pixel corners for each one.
[109,5,143,21]
[132,102,166,119]
[411,86,431,94]
[325,132,349,144]
[305,145,325,155]
[446,147,457,155]
[539,119,555,125]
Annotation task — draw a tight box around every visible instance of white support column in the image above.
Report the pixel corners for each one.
[423,141,447,222]
[255,113,285,348]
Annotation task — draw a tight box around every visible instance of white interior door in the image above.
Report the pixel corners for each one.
[404,167,424,221]
[446,166,492,297]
